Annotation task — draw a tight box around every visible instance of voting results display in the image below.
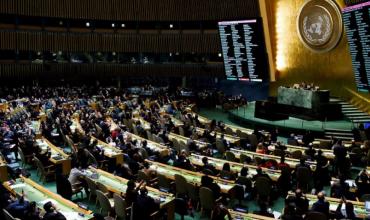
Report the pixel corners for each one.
[218,19,269,82]
[343,1,370,92]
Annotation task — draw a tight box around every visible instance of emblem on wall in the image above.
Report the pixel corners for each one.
[297,0,343,52]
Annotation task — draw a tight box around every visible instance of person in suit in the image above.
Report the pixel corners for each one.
[311,192,330,217]
[335,198,356,220]
[132,187,160,220]
[42,201,66,220]
[252,167,272,183]
[285,189,309,216]
[202,156,217,175]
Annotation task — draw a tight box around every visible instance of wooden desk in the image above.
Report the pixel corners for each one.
[168,132,209,149]
[230,148,317,170]
[106,117,119,132]
[146,160,235,193]
[167,115,184,127]
[30,120,42,139]
[188,111,259,136]
[270,144,335,160]
[195,127,240,144]
[287,192,368,219]
[35,138,71,176]
[132,117,151,130]
[125,132,169,154]
[70,117,85,135]
[3,176,93,219]
[90,136,124,165]
[188,154,281,181]
[229,209,275,220]
[85,167,175,220]
[312,139,353,149]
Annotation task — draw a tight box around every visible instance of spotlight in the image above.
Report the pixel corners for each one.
[218,53,222,57]
[86,22,90,27]
[112,23,115,28]
[121,23,125,28]
[169,24,173,29]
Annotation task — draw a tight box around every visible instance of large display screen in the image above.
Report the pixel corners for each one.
[218,19,269,82]
[343,1,370,92]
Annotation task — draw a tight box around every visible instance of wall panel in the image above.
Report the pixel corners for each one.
[0,0,260,21]
[0,31,221,53]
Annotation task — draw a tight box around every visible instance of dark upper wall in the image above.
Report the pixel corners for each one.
[0,0,261,84]
[0,0,260,21]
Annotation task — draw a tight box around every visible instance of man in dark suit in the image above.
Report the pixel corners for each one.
[252,167,273,183]
[285,189,309,216]
[42,201,66,220]
[132,187,160,220]
[202,156,217,175]
[311,192,330,217]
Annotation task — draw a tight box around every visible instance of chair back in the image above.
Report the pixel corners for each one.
[33,156,44,171]
[225,151,236,162]
[157,173,172,190]
[18,148,26,166]
[172,139,181,153]
[132,126,139,135]
[248,134,258,148]
[157,136,165,144]
[255,177,271,198]
[220,170,234,180]
[305,211,327,220]
[174,174,188,195]
[202,169,214,176]
[199,187,214,210]
[240,132,249,139]
[186,182,199,202]
[236,130,242,138]
[254,156,263,166]
[137,170,151,182]
[273,149,284,157]
[179,127,185,136]
[138,148,148,159]
[291,150,303,159]
[296,167,311,191]
[87,151,98,166]
[85,177,98,196]
[240,154,251,164]
[123,119,130,128]
[146,131,153,141]
[96,190,112,216]
[56,174,73,200]
[216,140,226,155]
[113,193,127,220]
[225,127,234,136]
[95,123,103,137]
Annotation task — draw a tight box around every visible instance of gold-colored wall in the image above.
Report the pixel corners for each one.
[264,0,370,99]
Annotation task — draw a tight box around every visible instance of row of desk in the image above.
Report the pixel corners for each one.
[35,137,72,176]
[84,167,175,220]
[229,148,317,170]
[3,176,94,220]
[287,192,368,219]
[188,154,281,182]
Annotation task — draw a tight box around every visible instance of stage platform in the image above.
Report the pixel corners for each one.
[228,102,354,135]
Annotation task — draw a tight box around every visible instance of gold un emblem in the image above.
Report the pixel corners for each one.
[297,0,343,53]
